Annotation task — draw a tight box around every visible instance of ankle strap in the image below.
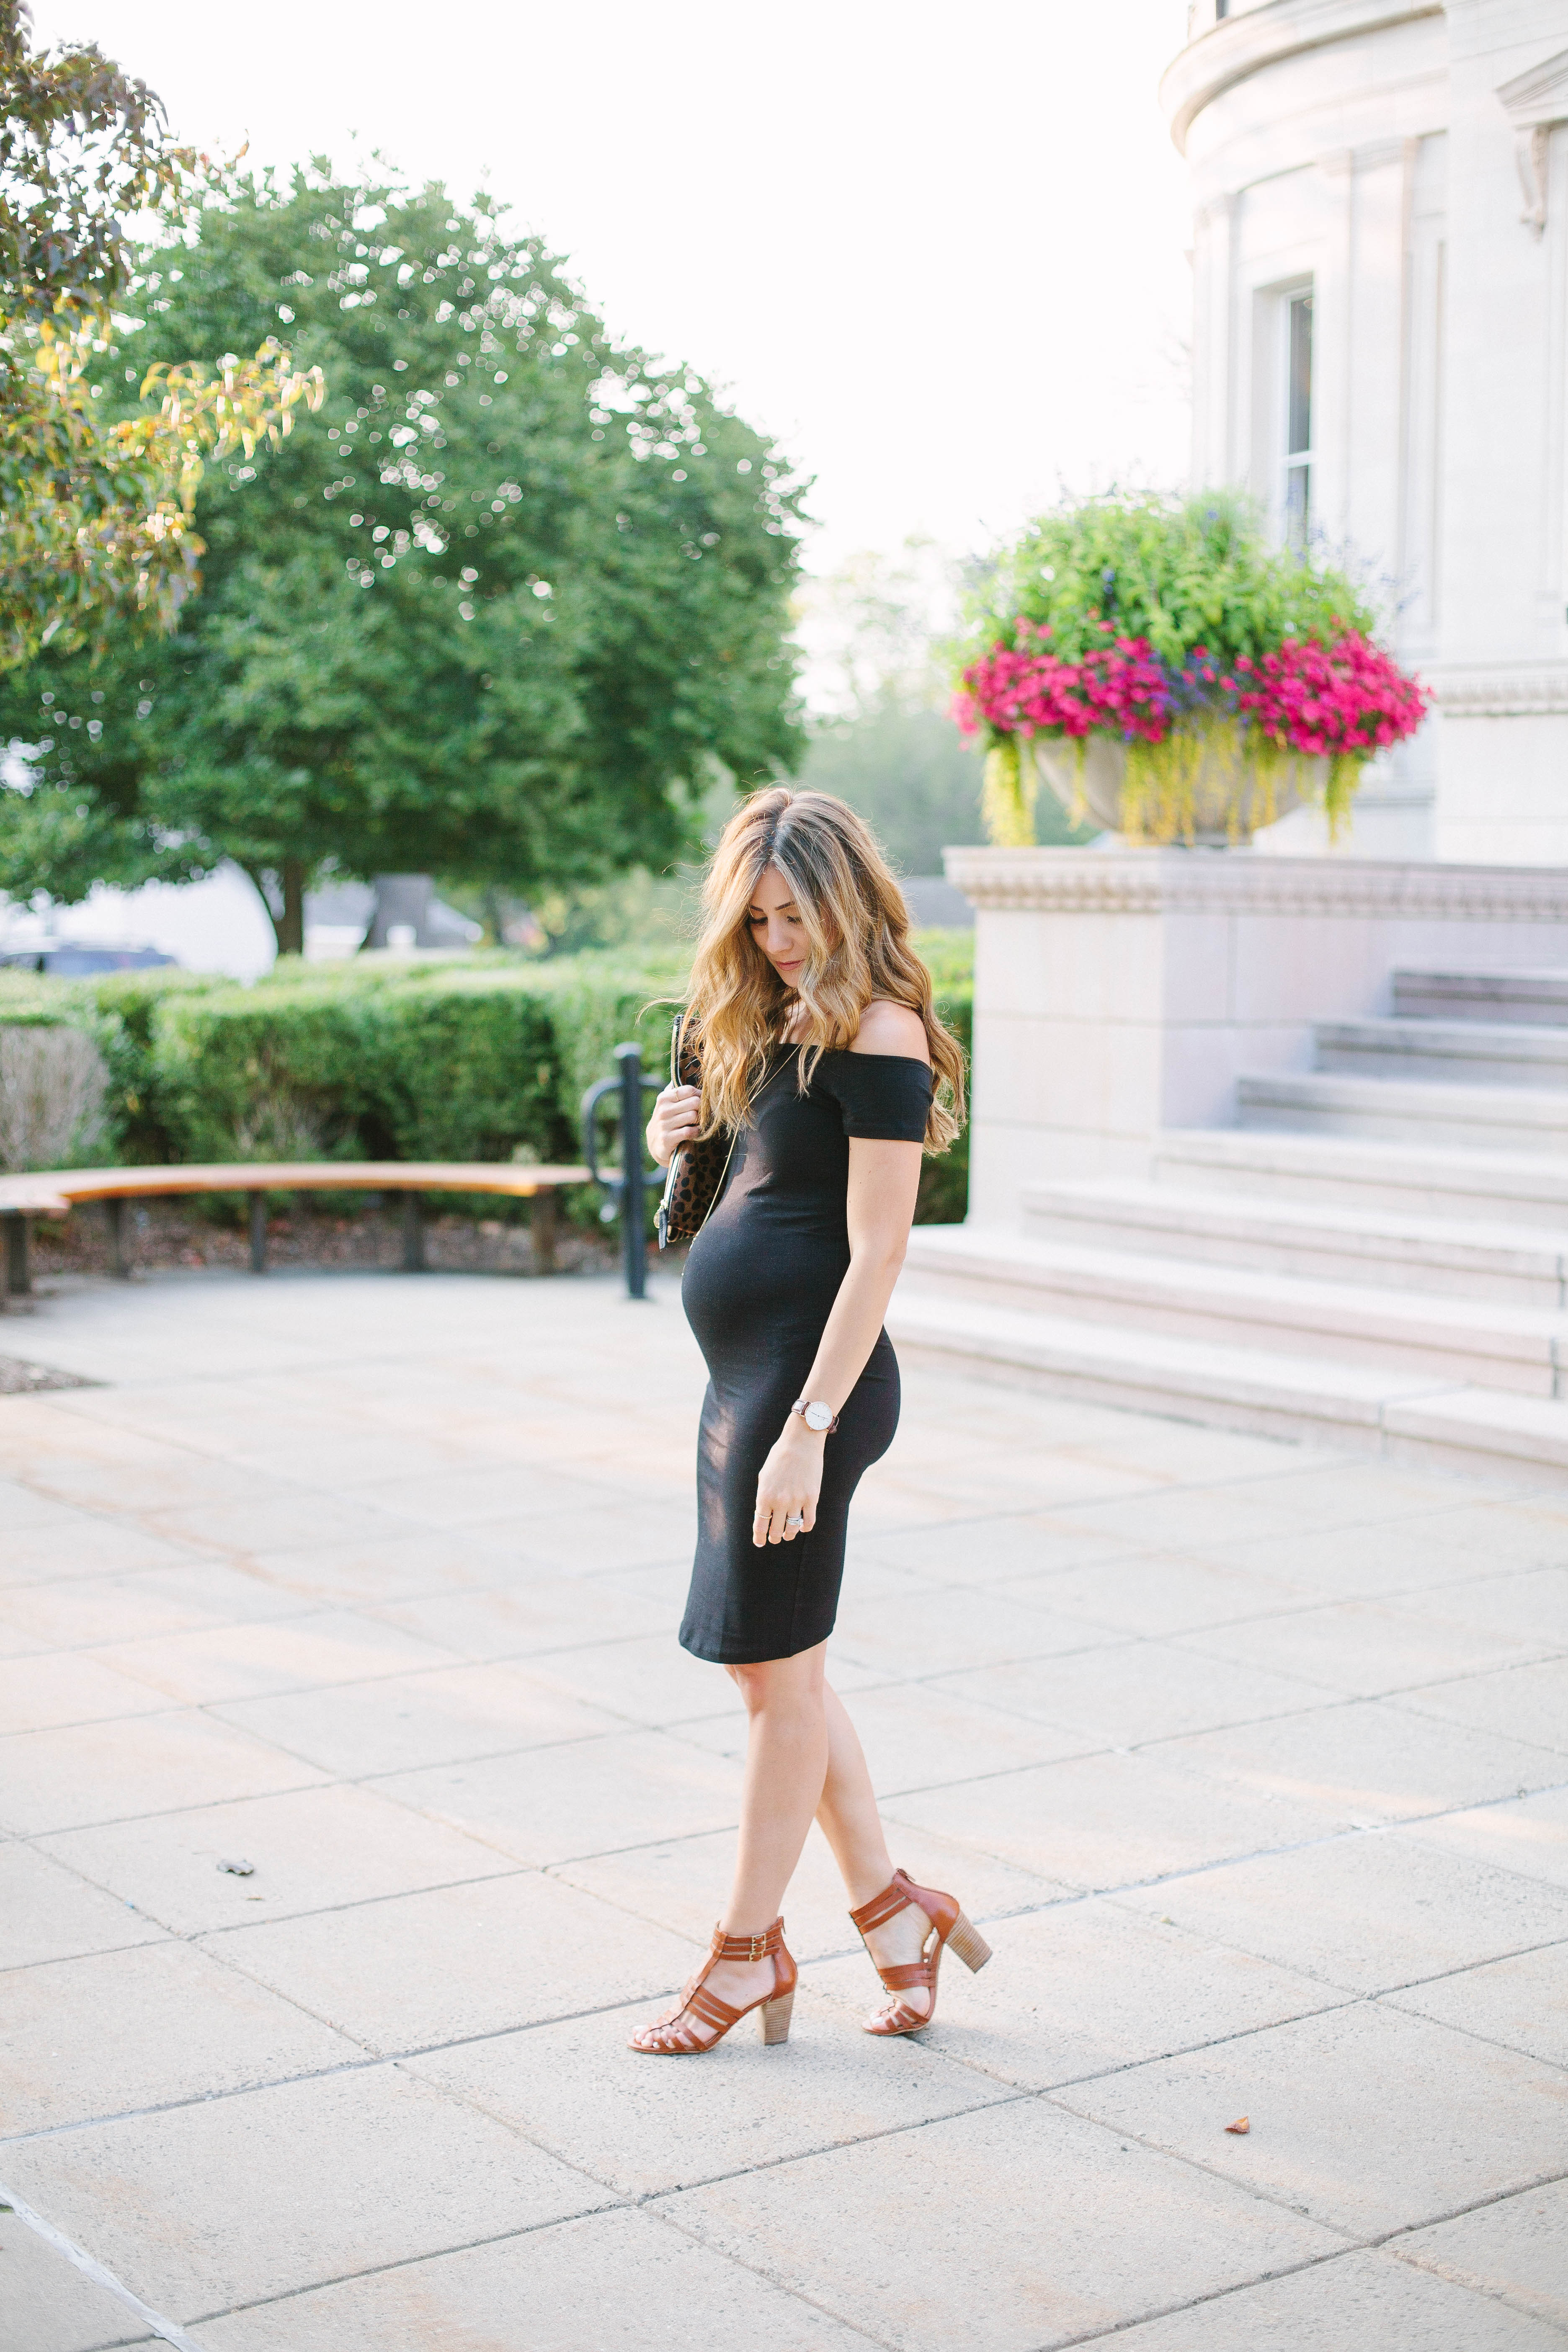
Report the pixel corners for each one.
[849,1871,916,1934]
[711,1917,785,1963]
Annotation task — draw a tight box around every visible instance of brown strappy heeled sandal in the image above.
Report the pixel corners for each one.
[849,1866,991,2036]
[628,1917,797,2055]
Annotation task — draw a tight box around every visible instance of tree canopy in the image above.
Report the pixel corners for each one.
[0,3,322,667]
[0,164,806,948]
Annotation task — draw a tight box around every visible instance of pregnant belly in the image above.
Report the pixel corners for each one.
[681,1205,847,1373]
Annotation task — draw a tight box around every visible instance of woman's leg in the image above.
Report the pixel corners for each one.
[815,1678,939,2019]
[689,1643,831,2015]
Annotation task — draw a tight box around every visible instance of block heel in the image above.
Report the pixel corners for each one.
[760,1988,794,2045]
[629,1918,797,2055]
[947,1912,992,1973]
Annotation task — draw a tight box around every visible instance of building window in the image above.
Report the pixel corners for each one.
[1284,288,1313,547]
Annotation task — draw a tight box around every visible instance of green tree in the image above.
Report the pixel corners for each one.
[0,165,805,950]
[0,3,321,666]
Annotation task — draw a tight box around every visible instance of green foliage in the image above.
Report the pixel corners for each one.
[1,937,972,1219]
[961,489,1378,675]
[0,165,805,943]
[0,7,325,667]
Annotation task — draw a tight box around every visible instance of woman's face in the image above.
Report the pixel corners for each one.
[746,862,808,989]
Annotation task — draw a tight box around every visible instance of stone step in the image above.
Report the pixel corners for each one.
[900,1225,1568,1396]
[886,1284,1568,1486]
[1151,1128,1568,1224]
[1393,966,1568,1025]
[1315,1016,1568,1088]
[1236,1070,1568,1154]
[1021,1176,1568,1308]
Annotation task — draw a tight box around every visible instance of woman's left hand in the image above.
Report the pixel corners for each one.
[753,1425,823,1547]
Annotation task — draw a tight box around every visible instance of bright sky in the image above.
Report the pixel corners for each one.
[36,0,1195,574]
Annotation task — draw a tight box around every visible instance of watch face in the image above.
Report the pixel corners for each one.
[805,1401,833,1431]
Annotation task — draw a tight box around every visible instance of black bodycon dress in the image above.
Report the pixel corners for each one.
[678,1046,934,1664]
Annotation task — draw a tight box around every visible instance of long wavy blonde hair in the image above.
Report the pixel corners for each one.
[684,787,966,1153]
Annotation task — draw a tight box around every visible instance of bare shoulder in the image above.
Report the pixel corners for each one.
[849,999,931,1064]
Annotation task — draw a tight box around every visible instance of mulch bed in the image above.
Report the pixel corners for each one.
[23,1199,622,1282]
[0,1354,96,1392]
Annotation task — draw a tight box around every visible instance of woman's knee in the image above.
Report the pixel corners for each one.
[729,1647,826,1717]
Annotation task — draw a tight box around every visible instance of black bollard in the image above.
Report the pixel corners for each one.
[581,1043,661,1301]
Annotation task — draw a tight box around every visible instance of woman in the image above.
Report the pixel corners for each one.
[631,787,990,2057]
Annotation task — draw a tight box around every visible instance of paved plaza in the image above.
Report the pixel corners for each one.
[1,1263,1566,2350]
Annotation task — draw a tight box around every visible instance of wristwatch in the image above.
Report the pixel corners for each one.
[792,1397,839,1434]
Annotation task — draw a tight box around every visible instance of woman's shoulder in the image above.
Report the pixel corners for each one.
[846,999,931,1065]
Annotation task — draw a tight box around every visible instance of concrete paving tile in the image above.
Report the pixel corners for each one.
[0,1476,83,1532]
[193,2205,872,2352]
[1386,1942,1568,2070]
[11,1440,279,1522]
[885,1749,1347,1893]
[1036,1468,1451,1560]
[0,1561,310,1650]
[374,1725,742,1865]
[87,1610,459,1707]
[0,2209,154,2352]
[1399,1661,1568,1757]
[1399,1495,1568,1572]
[1184,1519,1512,1603]
[805,1898,1344,2094]
[0,1519,217,1588]
[213,1662,624,1777]
[365,1572,673,1658]
[0,1712,327,1836]
[0,1938,359,2131]
[851,1511,1146,1583]
[410,1988,1007,2199]
[522,1632,748,1728]
[201,1870,700,2050]
[140,1488,422,1562]
[0,1655,174,1734]
[349,1460,624,1529]
[1119,1831,1568,1992]
[0,1843,165,1970]
[38,1782,518,1935]
[1103,2246,1568,2351]
[1400,1787,1568,1890]
[1413,1565,1568,1648]
[458,1499,697,1575]
[1397,2179,1568,2333]
[1158,1698,1567,1825]
[678,1679,1094,1793]
[2,2066,607,2324]
[554,1818,1063,1963]
[1179,1599,1554,1700]
[998,1550,1316,1638]
[935,1638,1327,1746]
[667,2096,1338,2352]
[238,1524,529,1607]
[829,1585,1111,1679]
[1059,2003,1568,2239]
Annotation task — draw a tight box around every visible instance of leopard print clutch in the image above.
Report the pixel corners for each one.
[655,1015,737,1249]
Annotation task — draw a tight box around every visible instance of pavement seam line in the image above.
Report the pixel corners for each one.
[0,2178,206,2352]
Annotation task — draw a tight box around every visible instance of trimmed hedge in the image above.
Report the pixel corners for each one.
[0,933,972,1221]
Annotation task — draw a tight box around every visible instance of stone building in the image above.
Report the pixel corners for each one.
[1165,0,1568,864]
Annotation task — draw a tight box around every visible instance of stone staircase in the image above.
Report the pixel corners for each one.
[890,965,1568,1483]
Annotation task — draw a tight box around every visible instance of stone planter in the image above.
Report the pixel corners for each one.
[1033,728,1329,846]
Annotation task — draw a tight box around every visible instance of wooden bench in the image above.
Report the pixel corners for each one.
[0,1161,592,1302]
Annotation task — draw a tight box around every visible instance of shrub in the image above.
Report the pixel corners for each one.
[0,1023,108,1170]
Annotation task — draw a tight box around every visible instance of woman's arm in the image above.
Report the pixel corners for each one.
[752,1002,929,1547]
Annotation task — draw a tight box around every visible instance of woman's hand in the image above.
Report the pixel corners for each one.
[646,1082,701,1168]
[753,1423,823,1547]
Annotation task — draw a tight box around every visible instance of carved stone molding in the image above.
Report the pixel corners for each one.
[1496,49,1568,237]
[1429,661,1568,715]
[942,847,1568,921]
[1161,0,1442,152]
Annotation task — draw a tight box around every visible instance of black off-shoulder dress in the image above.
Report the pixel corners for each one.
[678,1045,934,1664]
